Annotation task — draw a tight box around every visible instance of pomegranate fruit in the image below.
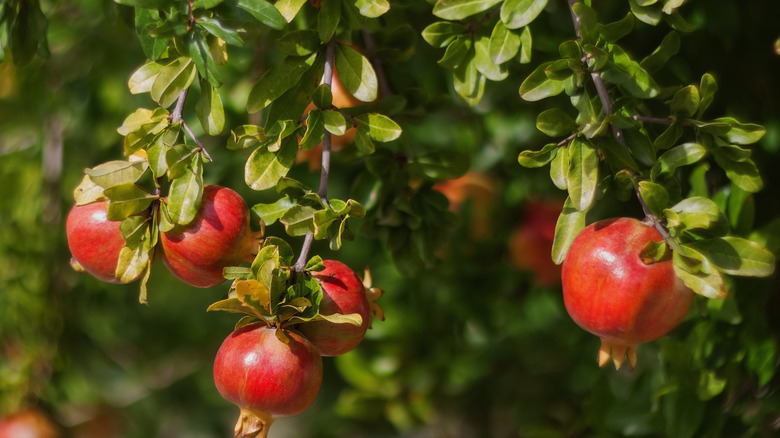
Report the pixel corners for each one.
[433,171,497,240]
[213,323,323,438]
[0,408,61,438]
[297,260,371,356]
[561,217,694,369]
[508,199,563,286]
[66,201,132,284]
[160,185,257,288]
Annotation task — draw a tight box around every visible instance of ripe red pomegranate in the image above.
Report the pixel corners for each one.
[213,323,323,438]
[561,217,694,369]
[0,408,61,438]
[160,185,257,288]
[297,260,371,356]
[508,199,563,286]
[66,201,132,284]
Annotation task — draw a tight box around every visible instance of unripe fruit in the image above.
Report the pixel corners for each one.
[66,201,131,284]
[297,260,371,356]
[561,217,695,369]
[160,185,256,288]
[213,323,323,438]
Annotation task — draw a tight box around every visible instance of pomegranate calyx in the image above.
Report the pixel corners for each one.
[235,407,274,438]
[597,339,638,370]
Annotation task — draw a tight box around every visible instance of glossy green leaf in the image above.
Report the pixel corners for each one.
[252,197,297,226]
[353,128,375,155]
[85,160,149,189]
[712,118,766,145]
[640,31,680,73]
[247,54,317,113]
[686,237,775,277]
[697,73,717,118]
[197,16,243,46]
[597,12,634,43]
[519,61,565,102]
[188,29,222,87]
[488,20,521,64]
[652,142,706,179]
[713,150,763,193]
[335,43,378,103]
[280,204,317,236]
[518,143,559,168]
[673,249,727,299]
[276,30,321,57]
[422,21,468,48]
[670,85,699,118]
[567,138,599,212]
[653,121,683,151]
[128,60,165,94]
[236,0,285,30]
[323,110,348,136]
[318,0,341,42]
[166,158,204,225]
[146,136,169,178]
[117,107,170,137]
[227,125,265,150]
[274,0,308,22]
[300,110,325,151]
[501,0,548,30]
[115,225,152,284]
[433,0,502,20]
[595,137,639,172]
[245,137,298,190]
[550,145,569,190]
[437,35,472,69]
[196,80,225,135]
[355,113,402,142]
[474,36,508,81]
[536,108,577,137]
[105,184,156,221]
[518,26,532,63]
[355,0,390,17]
[602,45,659,98]
[453,58,486,106]
[628,0,662,26]
[638,181,669,216]
[115,0,169,8]
[551,197,586,264]
[150,57,198,108]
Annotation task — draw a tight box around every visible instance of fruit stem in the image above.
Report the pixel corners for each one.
[234,407,274,438]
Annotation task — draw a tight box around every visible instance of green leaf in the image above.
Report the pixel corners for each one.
[188,29,221,87]
[115,0,169,8]
[355,113,402,142]
[685,237,775,277]
[422,21,468,49]
[713,118,766,145]
[628,0,662,26]
[105,184,157,221]
[411,151,470,180]
[551,197,586,264]
[518,143,558,168]
[116,225,152,284]
[354,0,390,17]
[151,57,198,108]
[274,0,308,22]
[673,249,727,299]
[227,125,265,150]
[166,158,204,225]
[299,110,325,151]
[318,0,341,42]
[128,60,165,95]
[73,175,106,205]
[640,31,680,73]
[597,12,634,43]
[245,137,298,190]
[252,197,297,225]
[652,142,707,179]
[501,0,548,30]
[623,128,656,167]
[536,108,577,137]
[567,138,599,212]
[335,43,378,102]
[433,0,502,20]
[713,150,763,193]
[85,160,149,189]
[550,145,569,190]
[519,61,565,102]
[638,180,669,216]
[594,137,639,172]
[437,35,472,69]
[117,107,170,136]
[602,45,659,98]
[280,204,317,236]
[670,85,699,118]
[353,128,375,155]
[653,121,683,151]
[453,59,486,106]
[196,79,225,135]
[247,54,317,113]
[197,15,243,46]
[323,110,348,136]
[276,30,321,57]
[474,36,508,81]
[697,73,717,118]
[488,20,521,64]
[519,26,532,63]
[236,0,286,30]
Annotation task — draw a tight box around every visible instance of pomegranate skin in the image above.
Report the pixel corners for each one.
[213,324,323,420]
[66,201,127,283]
[298,260,371,356]
[160,185,256,288]
[562,217,694,367]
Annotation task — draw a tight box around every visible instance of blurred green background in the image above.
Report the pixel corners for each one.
[2,0,780,437]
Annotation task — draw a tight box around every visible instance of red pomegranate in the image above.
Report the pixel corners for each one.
[66,201,129,283]
[561,217,695,369]
[508,199,563,286]
[297,260,371,356]
[160,185,257,288]
[213,323,323,438]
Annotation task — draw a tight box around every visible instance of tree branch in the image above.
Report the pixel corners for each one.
[170,88,214,162]
[294,40,337,273]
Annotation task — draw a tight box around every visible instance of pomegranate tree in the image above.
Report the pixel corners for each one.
[297,260,371,356]
[160,185,257,288]
[66,201,133,284]
[561,217,695,369]
[213,323,323,438]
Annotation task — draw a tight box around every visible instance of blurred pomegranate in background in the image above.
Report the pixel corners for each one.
[508,199,563,286]
[433,172,498,240]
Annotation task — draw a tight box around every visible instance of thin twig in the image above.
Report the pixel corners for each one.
[170,88,214,161]
[294,40,338,273]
